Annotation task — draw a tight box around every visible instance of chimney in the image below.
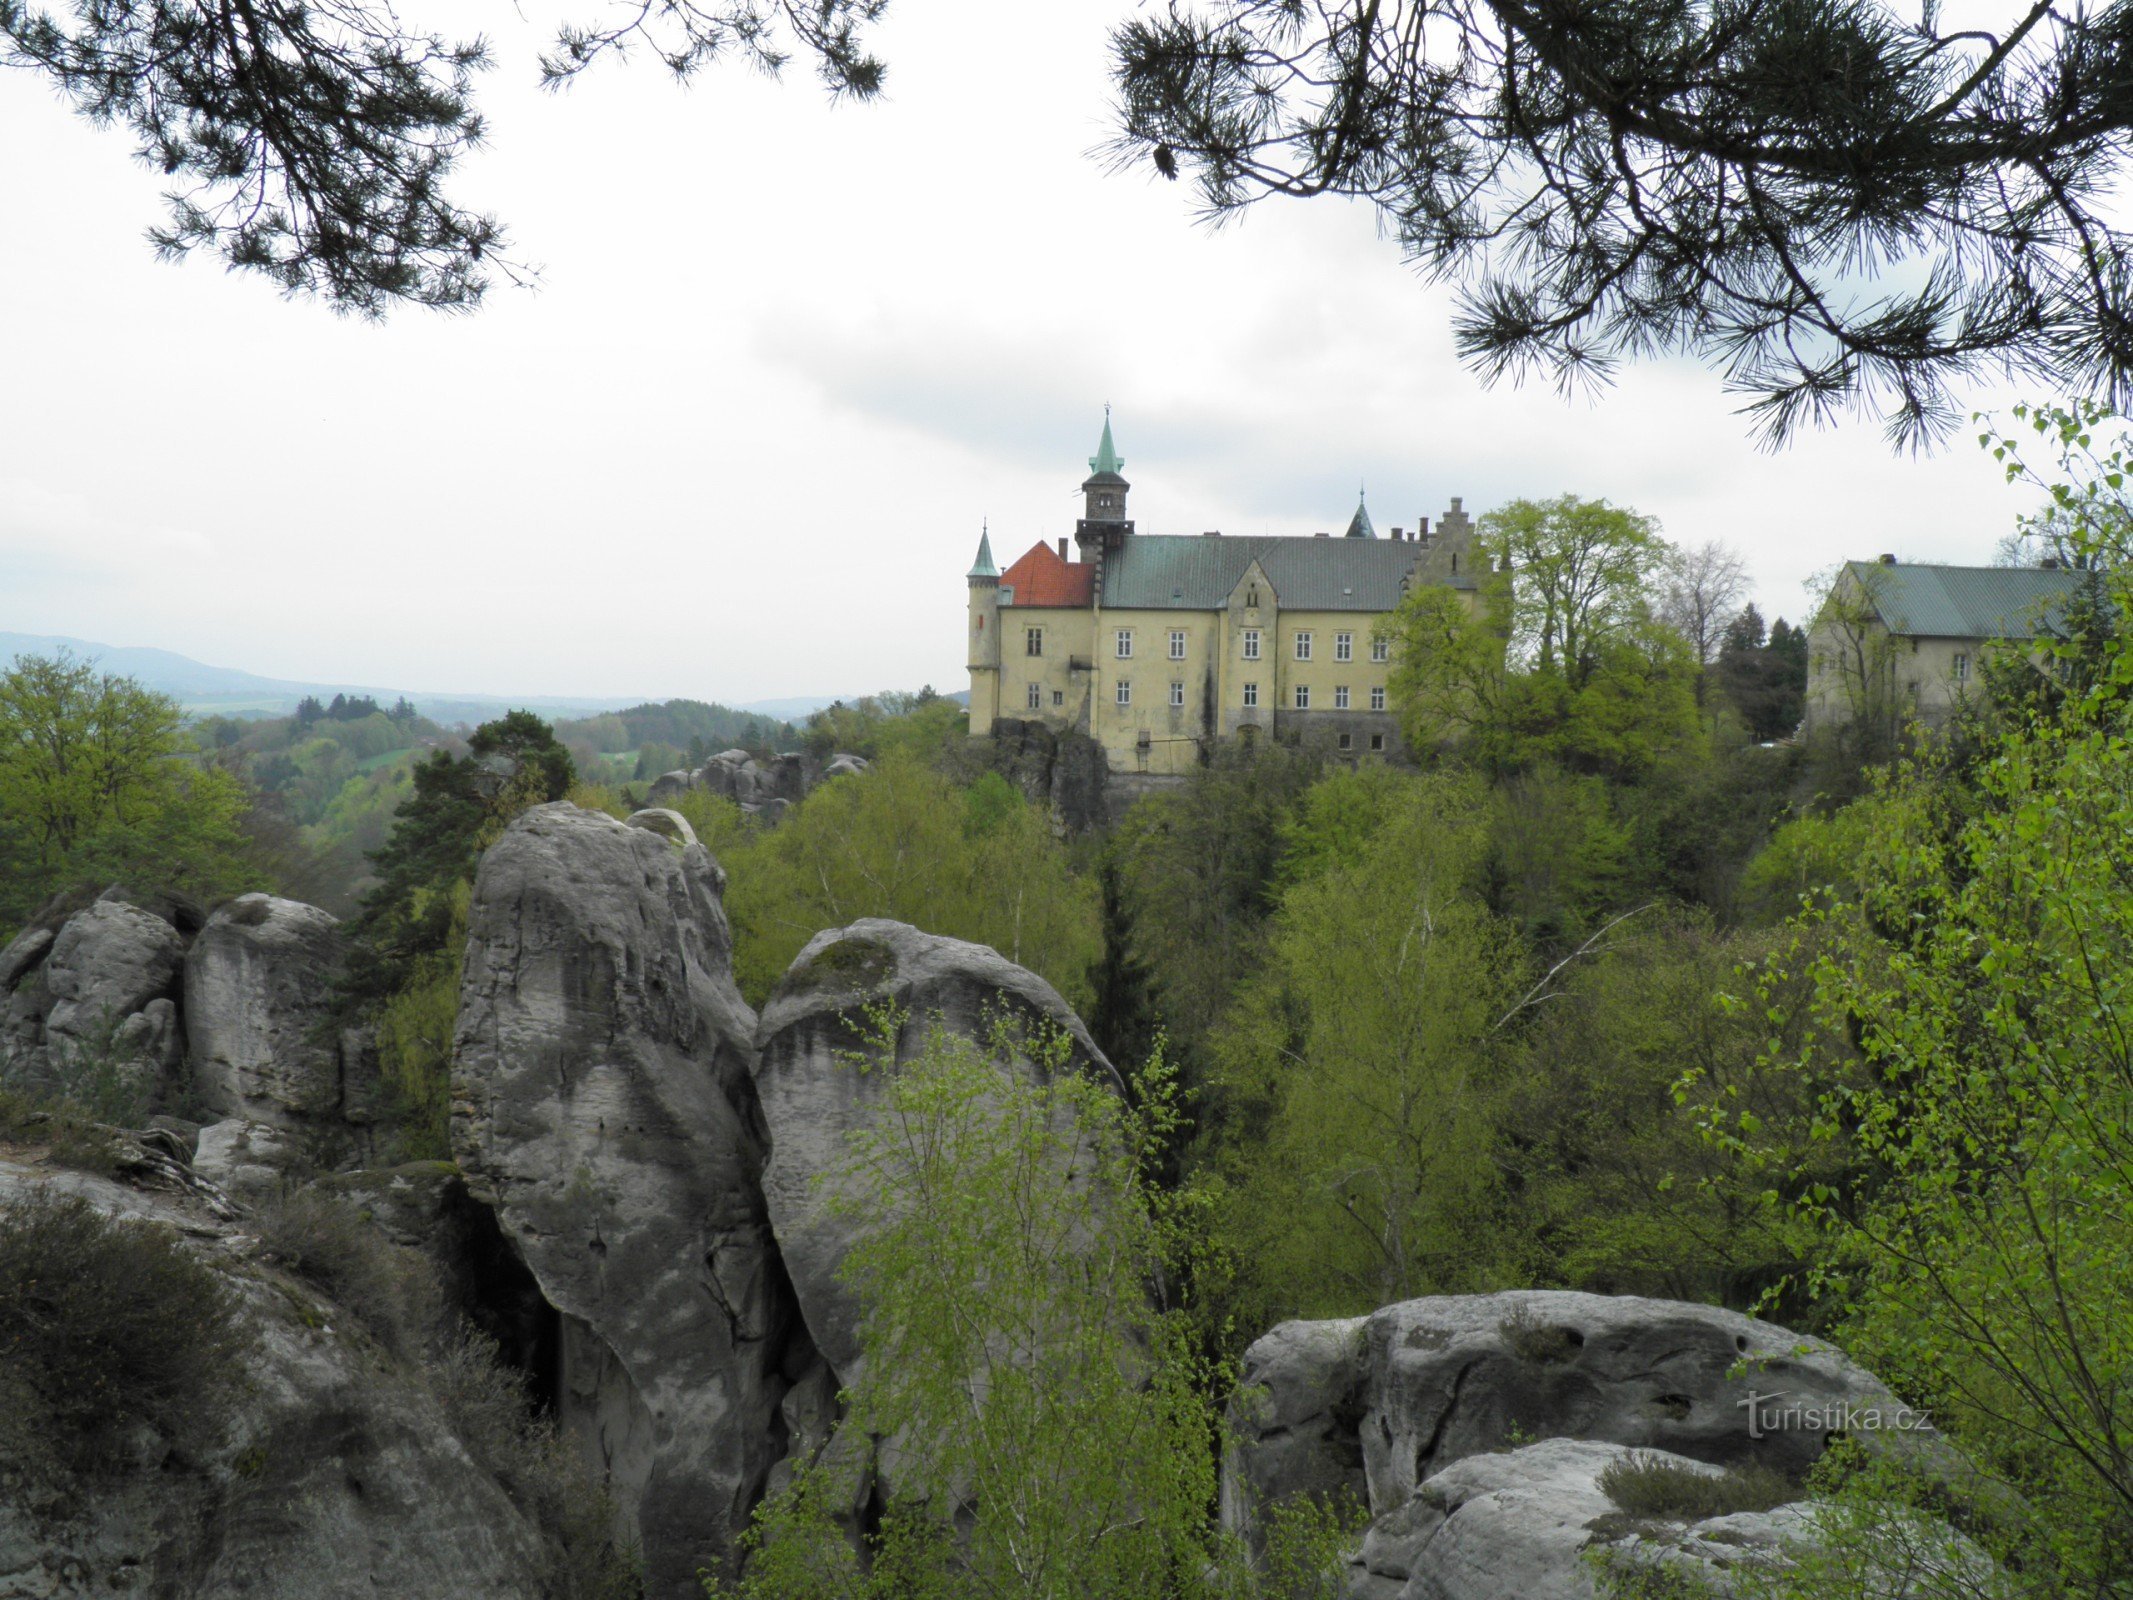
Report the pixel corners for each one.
[2041,555,2063,569]
[1418,517,1432,545]
[1202,529,1222,537]
[1056,537,1067,559]
[1314,531,1330,538]
[1391,527,1406,541]
[1878,553,1898,565]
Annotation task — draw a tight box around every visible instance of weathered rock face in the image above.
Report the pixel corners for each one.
[751,917,1117,1387]
[1349,1438,1811,1600]
[0,893,186,1105]
[973,718,1109,831]
[452,802,796,1599]
[185,895,355,1127]
[645,750,860,821]
[0,1158,556,1600]
[1225,1289,1926,1548]
[191,1117,306,1201]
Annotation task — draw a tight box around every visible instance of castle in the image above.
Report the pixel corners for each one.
[965,417,1483,774]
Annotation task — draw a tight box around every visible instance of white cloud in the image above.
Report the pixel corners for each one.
[0,0,2054,701]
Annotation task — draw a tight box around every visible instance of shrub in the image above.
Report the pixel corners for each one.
[0,1189,250,1480]
[1498,1305,1585,1366]
[429,1329,641,1600]
[1597,1451,1796,1521]
[253,1185,440,1357]
[0,1087,128,1176]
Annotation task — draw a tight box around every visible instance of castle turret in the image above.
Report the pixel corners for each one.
[967,527,1002,733]
[1075,411,1134,563]
[1344,489,1376,539]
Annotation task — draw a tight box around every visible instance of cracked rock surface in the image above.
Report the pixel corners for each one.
[452,802,797,1599]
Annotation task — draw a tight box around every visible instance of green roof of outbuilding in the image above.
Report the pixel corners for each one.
[1101,535,1443,611]
[1848,561,2089,639]
[967,530,998,580]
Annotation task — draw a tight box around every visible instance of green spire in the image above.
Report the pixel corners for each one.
[967,526,998,581]
[1344,488,1376,539]
[1088,409,1124,477]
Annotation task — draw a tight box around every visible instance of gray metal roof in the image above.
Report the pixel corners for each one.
[1101,534,1442,611]
[1849,561,2089,639]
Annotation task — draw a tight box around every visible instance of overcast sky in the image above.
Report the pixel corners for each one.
[0,0,2046,704]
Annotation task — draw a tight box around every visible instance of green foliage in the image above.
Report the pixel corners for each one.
[0,1086,131,1176]
[1707,430,2133,1592]
[720,749,1099,1010]
[1380,498,1699,779]
[707,1012,1347,1600]
[341,710,572,1012]
[1107,741,1322,1085]
[429,1329,645,1600]
[0,1190,251,1480]
[254,1186,439,1358]
[1595,1452,1795,1521]
[1490,909,1818,1308]
[799,689,966,764]
[1201,772,1520,1324]
[1714,606,1809,742]
[0,652,259,934]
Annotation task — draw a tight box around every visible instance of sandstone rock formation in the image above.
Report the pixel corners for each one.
[191,1117,305,1201]
[0,892,187,1105]
[1349,1437,1810,1600]
[968,717,1109,832]
[452,802,797,1598]
[751,916,1118,1387]
[645,749,860,821]
[185,895,361,1128]
[0,1157,556,1600]
[1224,1289,1929,1550]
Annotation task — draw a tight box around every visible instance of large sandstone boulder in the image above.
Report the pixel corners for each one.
[0,894,186,1108]
[751,918,1117,1387]
[185,895,351,1125]
[1225,1290,1933,1548]
[1349,1438,1812,1600]
[0,1157,557,1599]
[452,802,796,1598]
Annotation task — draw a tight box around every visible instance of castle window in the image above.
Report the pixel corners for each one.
[1247,586,1259,607]
[1169,681,1184,708]
[1294,632,1313,662]
[1243,682,1259,708]
[1371,637,1390,663]
[1242,629,1261,660]
[1052,689,1064,707]
[1026,682,1042,710]
[1294,685,1311,709]
[1954,652,1970,681]
[1116,680,1132,706]
[1370,733,1385,751]
[1026,627,1044,656]
[1334,686,1350,710]
[1338,733,1352,751]
[1115,629,1133,659]
[1335,632,1353,662]
[1370,686,1386,712]
[1451,552,1459,574]
[1169,630,1186,660]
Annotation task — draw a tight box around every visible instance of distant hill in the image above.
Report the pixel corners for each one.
[2,632,733,724]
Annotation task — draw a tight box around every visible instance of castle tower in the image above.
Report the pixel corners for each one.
[966,526,1002,733]
[1075,411,1134,562]
[1344,489,1377,539]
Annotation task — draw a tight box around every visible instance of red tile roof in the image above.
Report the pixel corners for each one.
[999,541,1095,608]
